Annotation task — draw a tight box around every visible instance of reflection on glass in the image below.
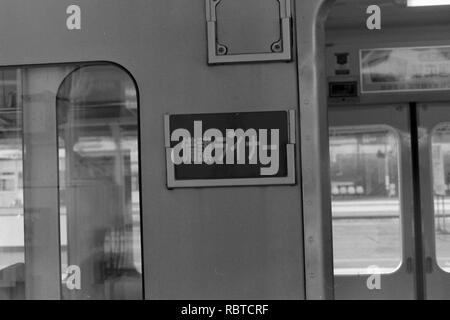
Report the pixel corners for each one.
[57,65,142,299]
[0,64,142,300]
[0,69,24,299]
[431,124,450,272]
[329,126,402,275]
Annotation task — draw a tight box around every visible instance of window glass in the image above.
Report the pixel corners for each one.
[330,126,402,275]
[431,123,450,272]
[0,68,24,299]
[57,64,142,299]
[0,63,142,300]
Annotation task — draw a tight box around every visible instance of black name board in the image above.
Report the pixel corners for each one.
[164,110,296,188]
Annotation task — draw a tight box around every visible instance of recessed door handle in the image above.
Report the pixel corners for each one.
[406,257,413,273]
[425,257,433,273]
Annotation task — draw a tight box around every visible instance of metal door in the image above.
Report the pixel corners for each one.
[418,103,450,299]
[329,104,417,299]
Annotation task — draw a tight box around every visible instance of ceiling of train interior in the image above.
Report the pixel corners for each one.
[326,0,450,29]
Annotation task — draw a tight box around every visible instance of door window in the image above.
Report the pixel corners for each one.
[431,123,450,272]
[330,126,402,275]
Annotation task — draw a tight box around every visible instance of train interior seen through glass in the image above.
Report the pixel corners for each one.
[327,0,450,299]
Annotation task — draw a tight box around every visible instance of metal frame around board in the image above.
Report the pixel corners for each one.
[164,110,296,188]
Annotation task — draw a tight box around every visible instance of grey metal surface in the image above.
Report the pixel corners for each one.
[295,0,335,300]
[0,0,308,299]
